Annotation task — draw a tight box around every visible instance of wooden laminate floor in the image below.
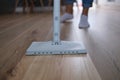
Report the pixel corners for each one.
[8,55,101,80]
[0,5,120,80]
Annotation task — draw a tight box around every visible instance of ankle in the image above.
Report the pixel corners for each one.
[82,13,88,16]
[82,8,89,16]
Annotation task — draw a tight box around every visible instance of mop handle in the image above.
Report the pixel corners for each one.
[53,0,60,44]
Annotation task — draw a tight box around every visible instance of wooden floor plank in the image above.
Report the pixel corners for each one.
[8,55,101,80]
[0,5,120,80]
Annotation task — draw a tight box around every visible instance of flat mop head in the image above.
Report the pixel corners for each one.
[26,41,87,55]
[26,0,87,55]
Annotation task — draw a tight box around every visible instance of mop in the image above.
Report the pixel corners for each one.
[26,0,87,55]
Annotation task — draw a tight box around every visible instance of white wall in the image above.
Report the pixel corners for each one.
[77,0,120,6]
[98,0,120,5]
[115,0,120,4]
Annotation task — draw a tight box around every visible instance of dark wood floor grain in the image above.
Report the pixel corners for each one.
[0,12,53,79]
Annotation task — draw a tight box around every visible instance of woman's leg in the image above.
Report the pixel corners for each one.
[82,0,93,16]
[79,0,93,28]
[66,4,73,14]
[61,0,75,22]
[82,8,89,16]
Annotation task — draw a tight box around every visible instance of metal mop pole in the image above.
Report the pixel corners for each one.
[53,0,60,44]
